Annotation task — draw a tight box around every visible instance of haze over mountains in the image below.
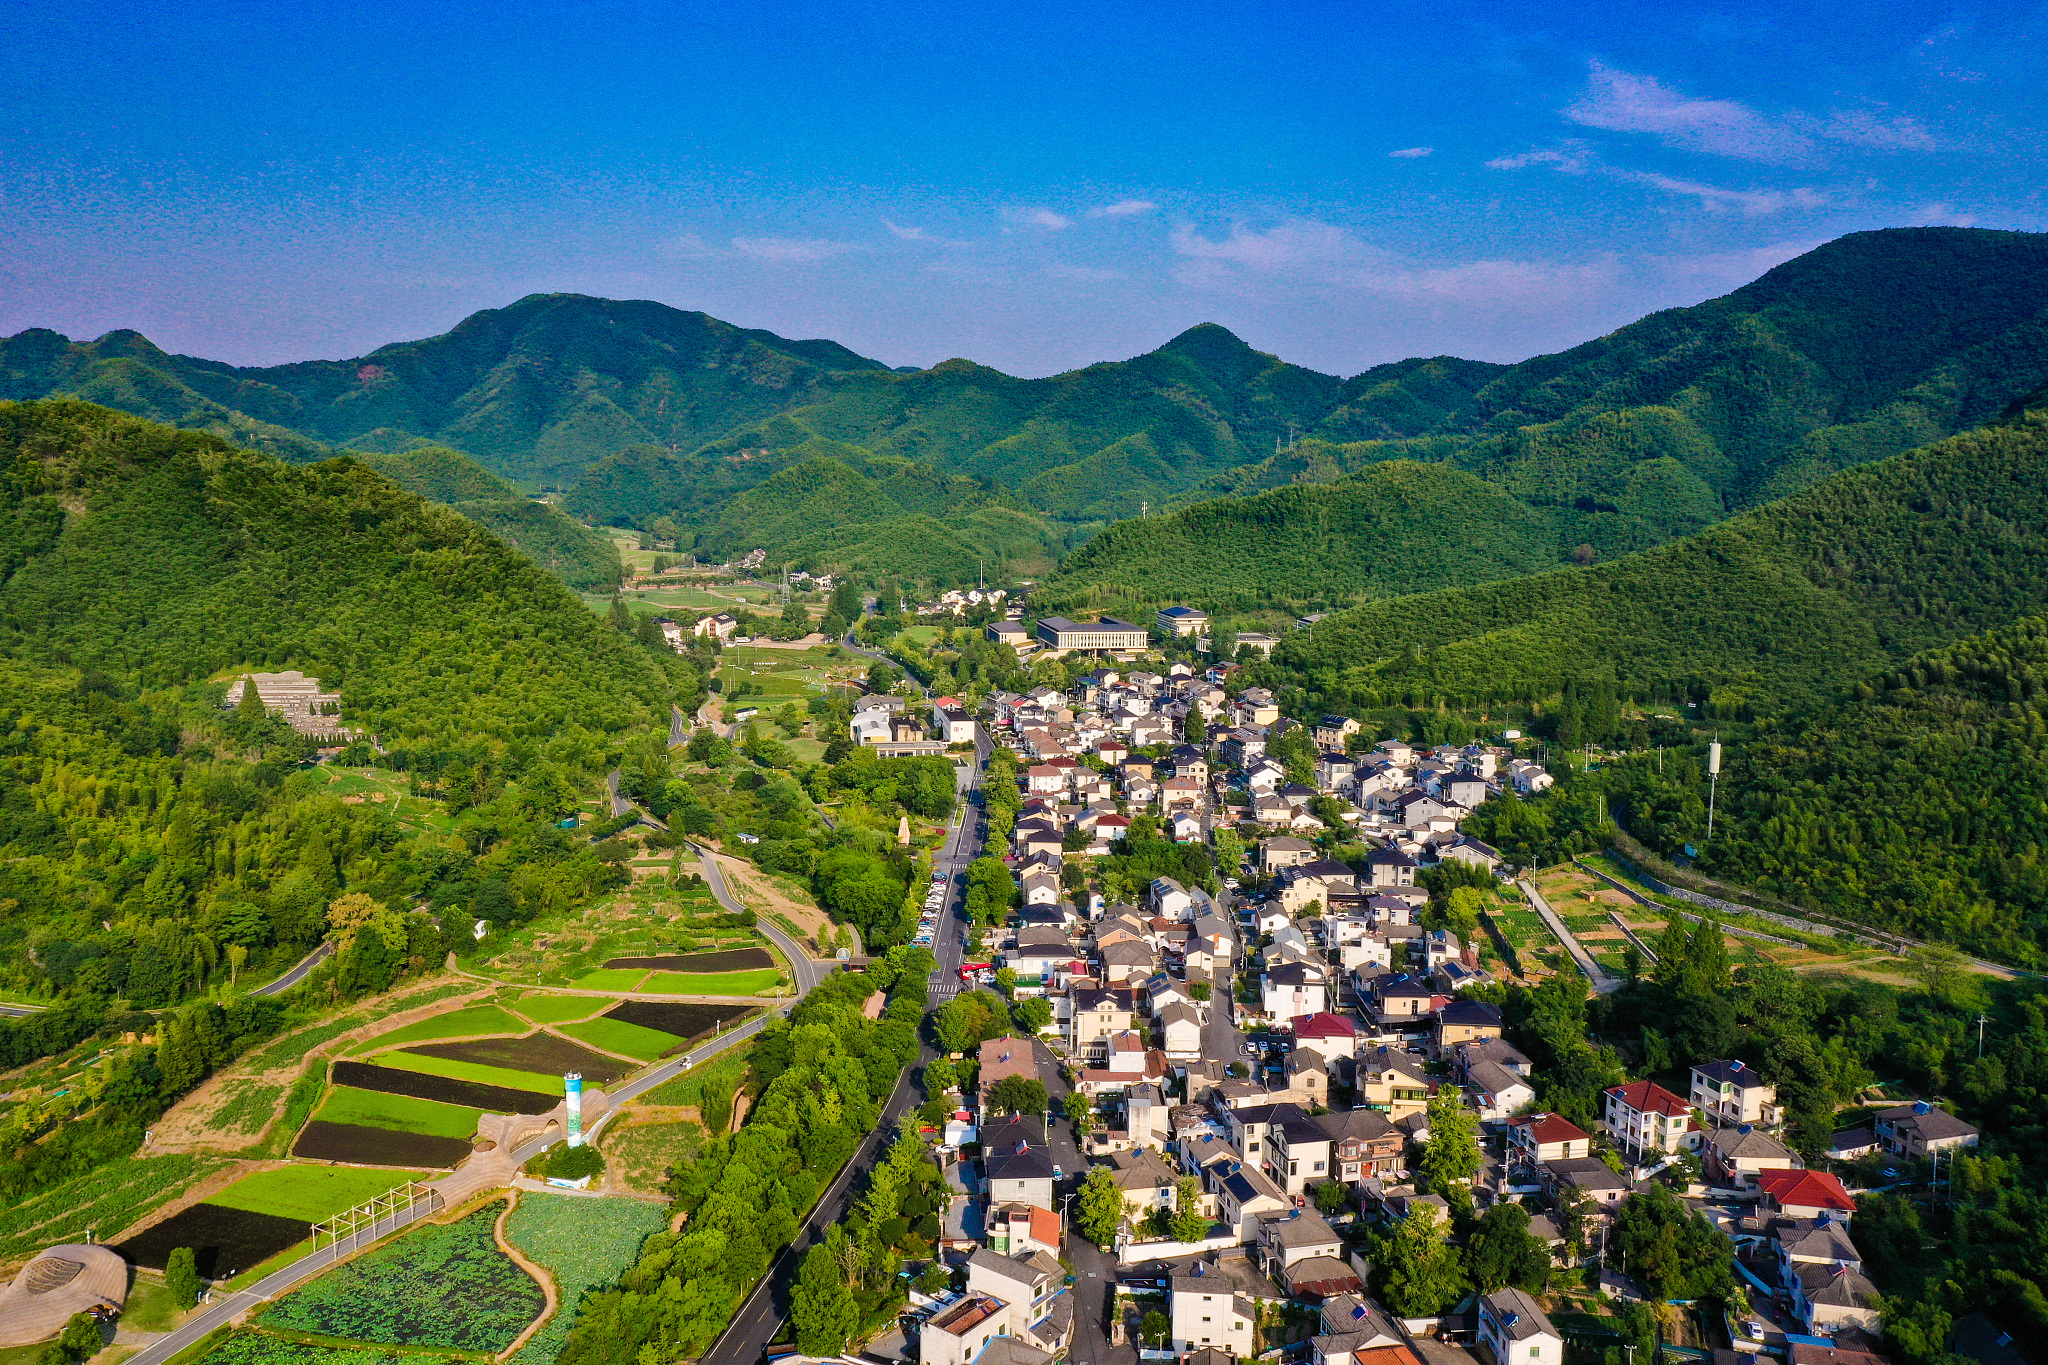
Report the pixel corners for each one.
[6,227,2048,604]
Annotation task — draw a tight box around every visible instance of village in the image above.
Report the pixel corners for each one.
[844,609,1983,1365]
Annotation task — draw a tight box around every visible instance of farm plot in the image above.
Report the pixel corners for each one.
[315,1087,482,1139]
[374,1052,566,1096]
[604,1000,754,1041]
[346,1004,528,1055]
[641,968,779,995]
[555,1016,686,1062]
[208,1166,426,1224]
[602,947,773,972]
[330,1060,552,1114]
[404,1033,632,1084]
[196,1332,446,1364]
[563,968,648,992]
[0,1153,226,1260]
[292,1121,473,1168]
[117,1202,309,1280]
[509,994,611,1025]
[257,1201,544,1353]
[503,1192,669,1364]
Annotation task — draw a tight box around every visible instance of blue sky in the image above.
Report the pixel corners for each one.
[3,1,2042,377]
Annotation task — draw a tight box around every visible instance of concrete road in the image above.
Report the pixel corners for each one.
[700,723,991,1365]
[1519,878,1620,993]
[249,942,333,998]
[687,840,828,998]
[1040,1047,1140,1365]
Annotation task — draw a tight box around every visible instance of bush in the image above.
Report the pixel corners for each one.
[541,1143,605,1182]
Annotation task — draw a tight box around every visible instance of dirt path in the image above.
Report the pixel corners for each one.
[493,1192,560,1362]
[709,852,834,947]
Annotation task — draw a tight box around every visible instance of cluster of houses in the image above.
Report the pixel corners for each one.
[851,693,980,757]
[879,655,1987,1365]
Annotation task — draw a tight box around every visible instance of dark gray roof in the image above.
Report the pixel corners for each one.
[1484,1287,1556,1341]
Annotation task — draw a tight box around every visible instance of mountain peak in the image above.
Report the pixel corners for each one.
[1157,322,1255,357]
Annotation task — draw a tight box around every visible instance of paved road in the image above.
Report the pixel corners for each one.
[687,840,830,998]
[1519,878,1620,993]
[249,942,333,998]
[700,728,987,1365]
[1040,1048,1139,1365]
[123,988,788,1365]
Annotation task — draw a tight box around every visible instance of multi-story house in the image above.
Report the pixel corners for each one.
[1690,1060,1780,1127]
[1507,1113,1592,1167]
[1478,1288,1562,1365]
[1873,1101,1980,1157]
[1603,1080,1696,1160]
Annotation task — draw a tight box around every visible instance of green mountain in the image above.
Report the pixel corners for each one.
[1036,461,1569,614]
[353,446,624,592]
[7,228,2048,592]
[1698,613,2048,963]
[0,400,677,751]
[1260,414,2048,719]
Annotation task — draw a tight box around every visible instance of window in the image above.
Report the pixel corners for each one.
[1530,1350,1541,1359]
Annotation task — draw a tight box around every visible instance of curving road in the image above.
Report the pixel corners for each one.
[249,942,333,998]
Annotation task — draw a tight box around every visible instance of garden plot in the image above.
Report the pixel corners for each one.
[196,1334,449,1364]
[345,1004,528,1055]
[503,1193,669,1364]
[314,1087,481,1139]
[0,1153,227,1261]
[556,1016,687,1063]
[641,967,780,995]
[602,947,772,972]
[257,1201,544,1354]
[374,1052,567,1096]
[117,1202,310,1280]
[330,1060,553,1114]
[604,1000,754,1041]
[403,1033,632,1085]
[603,1119,708,1197]
[508,994,611,1025]
[292,1121,473,1168]
[208,1166,427,1224]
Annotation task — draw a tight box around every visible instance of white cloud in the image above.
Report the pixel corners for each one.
[1612,169,1825,215]
[729,236,860,263]
[885,220,973,247]
[1022,208,1074,230]
[1168,219,1616,311]
[1388,146,1434,159]
[1813,109,1939,151]
[1565,61,1813,163]
[1487,140,1597,172]
[1088,199,1157,218]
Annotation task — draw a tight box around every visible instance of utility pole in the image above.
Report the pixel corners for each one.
[1977,1013,1988,1059]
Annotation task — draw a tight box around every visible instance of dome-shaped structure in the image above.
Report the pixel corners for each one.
[0,1243,127,1346]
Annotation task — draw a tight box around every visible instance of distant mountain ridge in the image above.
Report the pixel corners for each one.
[7,227,2048,591]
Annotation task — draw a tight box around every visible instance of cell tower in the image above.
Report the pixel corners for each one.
[1705,739,1723,845]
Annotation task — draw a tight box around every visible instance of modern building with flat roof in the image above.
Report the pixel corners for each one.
[1036,617,1147,652]
[1156,605,1209,636]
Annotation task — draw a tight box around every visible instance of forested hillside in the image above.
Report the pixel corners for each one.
[1700,615,2048,963]
[355,446,623,592]
[8,228,2048,594]
[1041,460,1627,613]
[0,400,696,1025]
[1254,416,2048,718]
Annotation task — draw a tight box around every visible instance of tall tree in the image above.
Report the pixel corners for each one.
[1076,1165,1126,1248]
[790,1242,858,1356]
[1419,1089,1483,1194]
[1463,1201,1550,1294]
[1374,1204,1468,1317]
[1169,1177,1210,1243]
[165,1246,200,1310]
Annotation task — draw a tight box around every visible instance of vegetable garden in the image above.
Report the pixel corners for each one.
[503,1193,669,1364]
[257,1201,543,1353]
[117,1202,310,1280]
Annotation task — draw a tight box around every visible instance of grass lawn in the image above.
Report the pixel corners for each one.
[348,1004,526,1055]
[122,1278,181,1331]
[566,968,650,992]
[556,1017,682,1062]
[641,968,779,995]
[209,1165,426,1223]
[509,993,612,1025]
[373,1052,562,1095]
[314,1086,483,1139]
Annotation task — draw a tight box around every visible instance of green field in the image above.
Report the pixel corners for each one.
[315,1087,483,1139]
[349,1004,525,1055]
[209,1165,428,1223]
[509,993,611,1024]
[565,968,650,992]
[556,1017,683,1062]
[641,968,780,995]
[373,1052,562,1095]
[0,1153,226,1258]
